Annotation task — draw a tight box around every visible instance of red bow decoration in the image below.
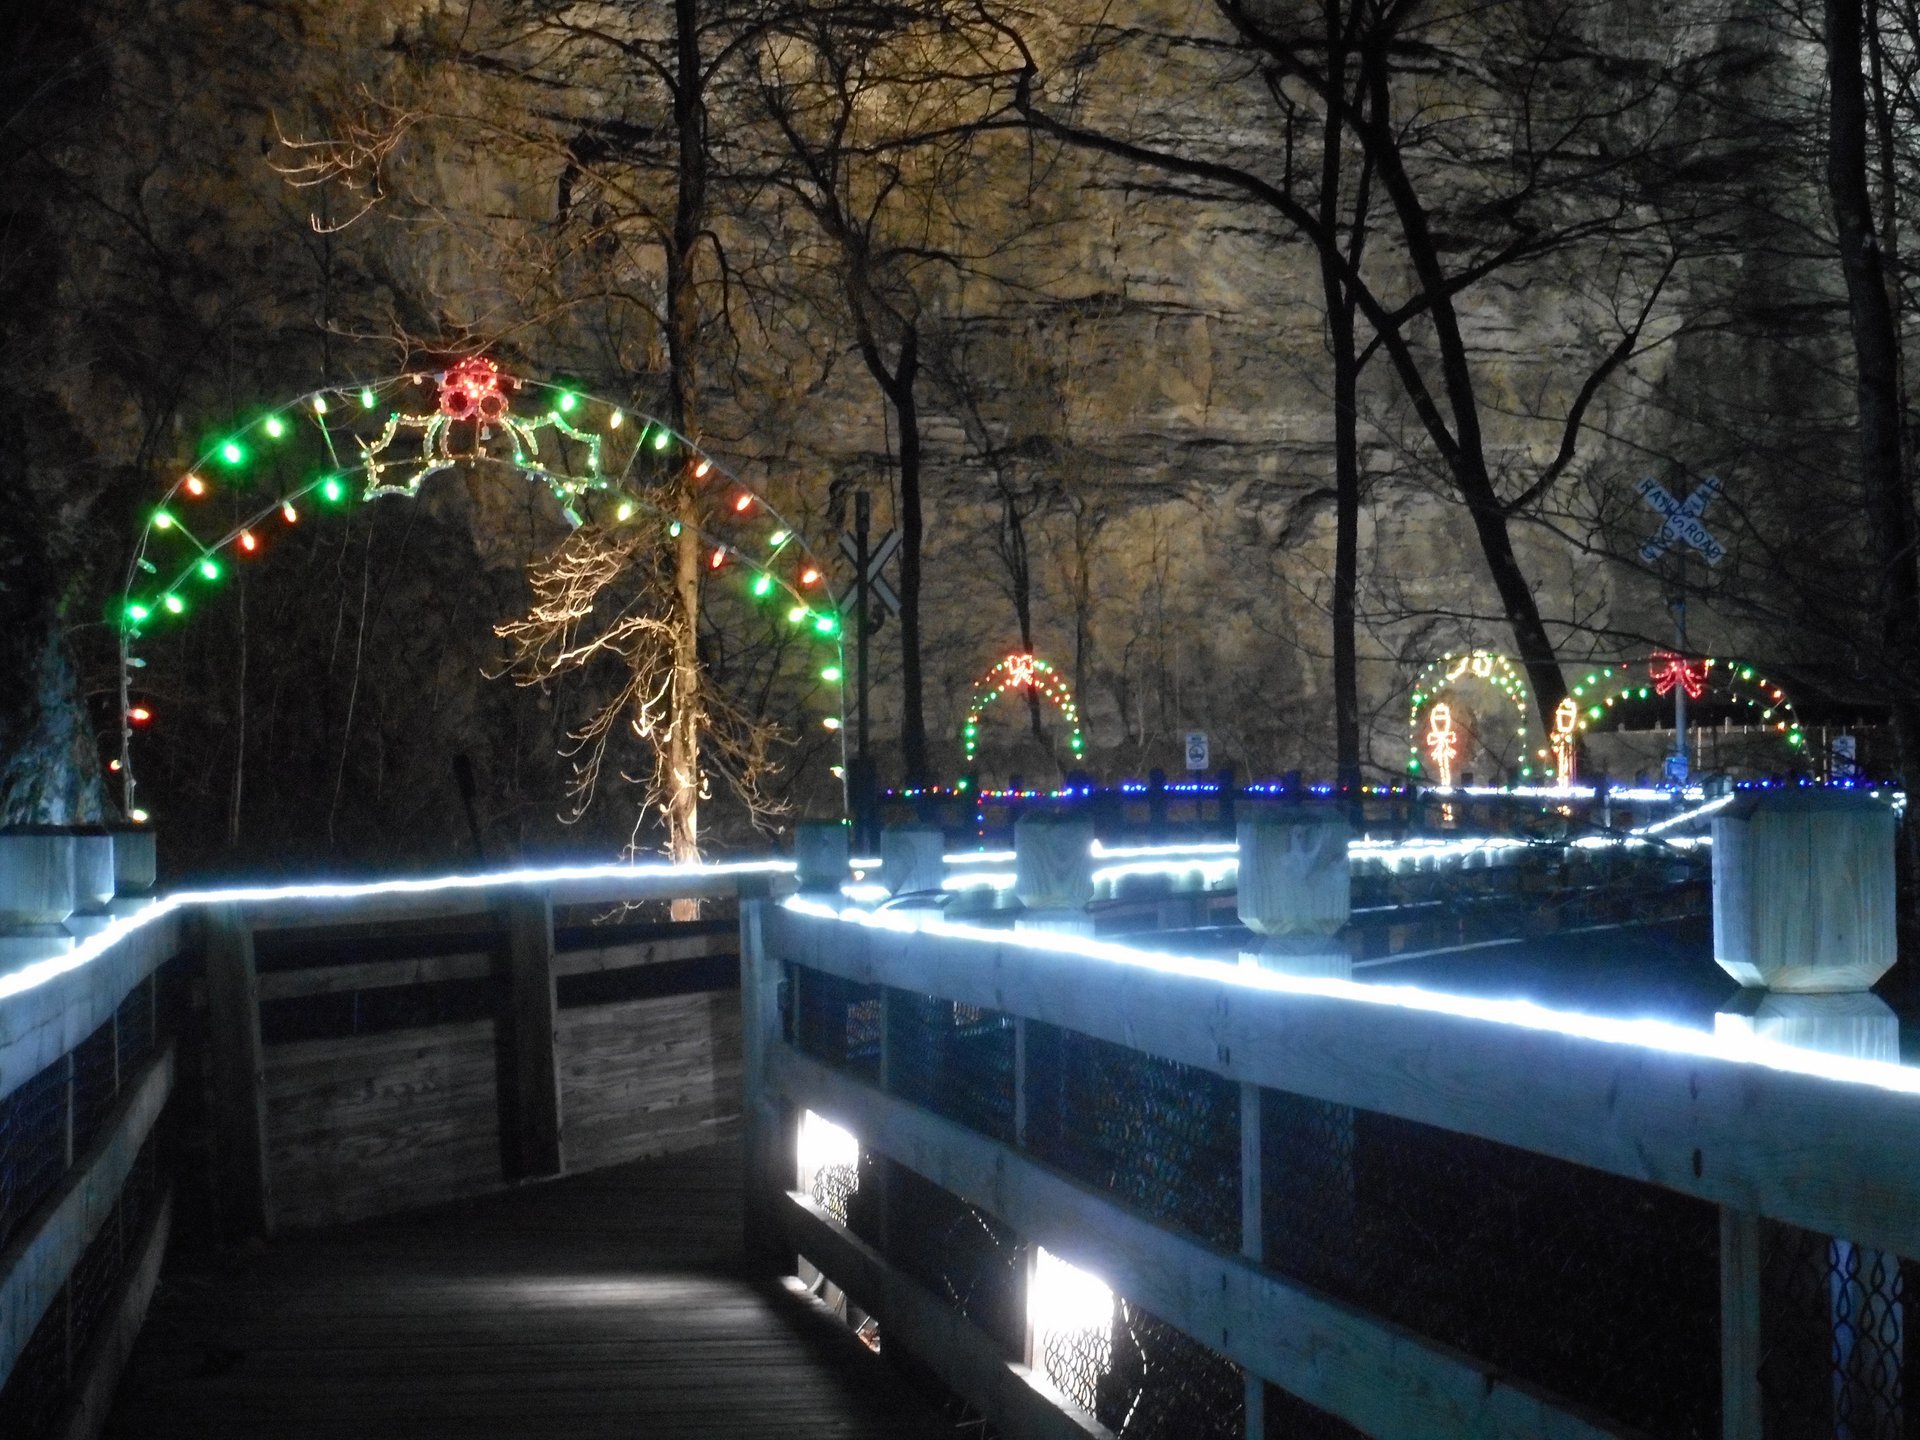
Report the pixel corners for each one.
[1650,650,1705,700]
[438,357,514,424]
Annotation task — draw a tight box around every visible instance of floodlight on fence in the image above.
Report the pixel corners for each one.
[797,1109,861,1224]
[1028,1247,1115,1414]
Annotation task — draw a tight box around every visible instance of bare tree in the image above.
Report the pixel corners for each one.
[976,0,1730,741]
[747,1,1027,782]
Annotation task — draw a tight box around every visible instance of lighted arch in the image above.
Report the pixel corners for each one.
[116,361,845,819]
[1406,650,1539,780]
[1565,657,1806,754]
[962,654,1087,767]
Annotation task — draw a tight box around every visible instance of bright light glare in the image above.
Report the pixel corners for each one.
[1029,1249,1113,1396]
[779,895,1920,1098]
[797,1109,860,1205]
[798,1109,859,1173]
[0,859,797,1004]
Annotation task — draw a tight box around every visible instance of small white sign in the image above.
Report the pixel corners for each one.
[1184,731,1210,771]
[1832,734,1858,778]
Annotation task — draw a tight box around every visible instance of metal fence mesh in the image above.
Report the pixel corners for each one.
[791,965,883,1083]
[0,1285,69,1440]
[874,1157,1028,1358]
[1261,1095,1721,1439]
[783,961,1844,1440]
[115,976,155,1077]
[0,1059,68,1254]
[886,991,1016,1144]
[1026,1023,1239,1248]
[0,1130,164,1440]
[69,1019,118,1156]
[1097,1301,1244,1439]
[1758,1220,1908,1438]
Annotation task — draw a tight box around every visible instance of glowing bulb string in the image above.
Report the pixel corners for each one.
[117,367,853,821]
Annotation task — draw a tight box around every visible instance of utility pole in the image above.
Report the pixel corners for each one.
[1670,567,1689,784]
[852,490,875,850]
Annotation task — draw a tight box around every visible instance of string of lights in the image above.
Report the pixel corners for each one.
[115,361,850,821]
[961,653,1086,766]
[1406,651,1810,782]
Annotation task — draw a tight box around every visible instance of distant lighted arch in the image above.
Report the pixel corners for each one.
[1567,658,1805,754]
[1407,650,1538,780]
[963,654,1086,767]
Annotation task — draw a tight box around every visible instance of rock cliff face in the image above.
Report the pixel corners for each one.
[9,0,1862,861]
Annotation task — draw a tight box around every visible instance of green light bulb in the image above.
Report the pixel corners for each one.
[787,606,807,624]
[199,558,220,581]
[558,392,578,413]
[321,477,344,503]
[126,602,150,623]
[668,521,683,538]
[751,574,773,597]
[264,416,286,439]
[768,530,789,547]
[163,594,185,615]
[152,510,174,530]
[652,430,670,451]
[821,665,843,683]
[360,388,377,408]
[219,441,245,465]
[812,614,838,636]
[312,395,329,415]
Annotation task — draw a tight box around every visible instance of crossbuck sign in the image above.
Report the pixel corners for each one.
[1636,474,1726,566]
[836,529,902,617]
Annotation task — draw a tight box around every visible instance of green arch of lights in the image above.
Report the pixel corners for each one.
[1405,650,1540,780]
[116,363,847,820]
[962,654,1086,769]
[1566,658,1805,752]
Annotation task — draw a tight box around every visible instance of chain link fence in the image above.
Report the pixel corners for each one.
[1026,1022,1240,1249]
[1260,1095,1721,1438]
[0,974,169,1440]
[1758,1220,1908,1438]
[784,956,1920,1439]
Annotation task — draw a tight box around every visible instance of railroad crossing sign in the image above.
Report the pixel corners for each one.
[836,528,901,616]
[1636,474,1726,565]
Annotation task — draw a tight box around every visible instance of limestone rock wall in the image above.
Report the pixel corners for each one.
[8,0,1867,862]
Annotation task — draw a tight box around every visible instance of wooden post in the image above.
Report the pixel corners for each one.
[1013,1017,1030,1150]
[203,903,271,1241]
[740,875,796,1275]
[499,887,562,1180]
[1720,1207,1763,1440]
[1241,1081,1265,1438]
[1237,816,1351,978]
[1013,815,1095,935]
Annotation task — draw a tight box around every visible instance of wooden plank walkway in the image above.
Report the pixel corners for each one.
[104,1146,965,1439]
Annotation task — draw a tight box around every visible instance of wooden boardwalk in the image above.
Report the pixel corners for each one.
[104,1146,964,1439]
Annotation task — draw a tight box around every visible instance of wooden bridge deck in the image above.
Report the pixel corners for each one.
[103,1146,962,1439]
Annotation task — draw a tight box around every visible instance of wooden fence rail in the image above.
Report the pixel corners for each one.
[0,860,788,1440]
[748,890,1918,1440]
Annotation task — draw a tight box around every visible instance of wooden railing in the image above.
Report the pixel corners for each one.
[201,864,786,1233]
[0,906,184,1440]
[0,859,787,1439]
[744,892,1920,1440]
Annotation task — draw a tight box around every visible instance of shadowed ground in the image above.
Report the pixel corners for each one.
[106,1146,962,1439]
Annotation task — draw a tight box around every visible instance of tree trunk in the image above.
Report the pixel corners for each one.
[1827,0,1920,908]
[1361,64,1569,736]
[893,328,930,785]
[665,0,706,891]
[1320,8,1363,807]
